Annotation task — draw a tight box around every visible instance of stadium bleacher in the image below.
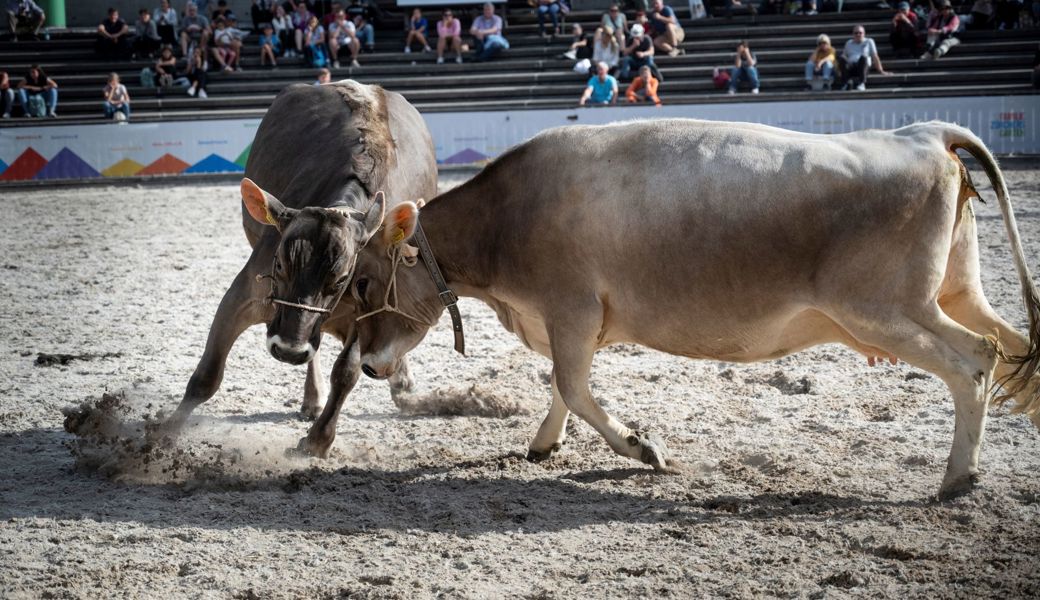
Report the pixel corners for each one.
[0,0,1036,124]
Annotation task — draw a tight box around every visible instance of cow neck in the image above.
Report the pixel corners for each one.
[417,186,492,293]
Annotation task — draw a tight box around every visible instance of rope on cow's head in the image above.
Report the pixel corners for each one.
[354,242,428,324]
[253,252,359,316]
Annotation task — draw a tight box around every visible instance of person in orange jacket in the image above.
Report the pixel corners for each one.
[625,65,661,105]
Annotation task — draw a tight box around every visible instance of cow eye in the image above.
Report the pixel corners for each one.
[354,278,369,297]
[273,258,284,275]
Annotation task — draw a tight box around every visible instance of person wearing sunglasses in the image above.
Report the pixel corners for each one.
[839,25,890,91]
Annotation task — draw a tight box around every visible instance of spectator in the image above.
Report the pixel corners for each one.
[620,23,655,80]
[728,39,759,94]
[179,2,211,58]
[648,0,684,57]
[840,25,889,90]
[303,15,328,66]
[966,0,994,29]
[329,10,360,67]
[134,8,162,58]
[592,26,620,73]
[322,1,343,27]
[211,0,233,21]
[154,0,178,46]
[259,23,281,67]
[562,23,593,60]
[272,4,294,57]
[314,66,331,85]
[626,64,661,104]
[579,61,618,105]
[1,71,14,118]
[291,1,314,56]
[994,0,1023,29]
[889,1,919,57]
[536,0,561,38]
[724,0,757,18]
[920,0,960,59]
[436,8,462,64]
[805,33,836,90]
[16,64,57,117]
[102,72,131,121]
[405,7,430,53]
[186,44,209,97]
[6,0,45,41]
[346,0,374,52]
[97,8,132,60]
[211,17,241,71]
[470,2,509,62]
[601,4,627,48]
[252,0,275,27]
[155,45,178,90]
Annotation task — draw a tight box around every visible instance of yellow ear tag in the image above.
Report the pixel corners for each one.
[391,227,405,244]
[265,208,277,226]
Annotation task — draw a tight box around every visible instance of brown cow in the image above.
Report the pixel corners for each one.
[162,80,437,458]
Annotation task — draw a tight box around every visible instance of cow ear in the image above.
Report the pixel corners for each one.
[241,177,296,231]
[359,190,386,243]
[382,201,418,246]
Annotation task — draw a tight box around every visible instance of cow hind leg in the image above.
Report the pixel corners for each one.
[300,348,326,420]
[526,370,571,462]
[837,307,997,499]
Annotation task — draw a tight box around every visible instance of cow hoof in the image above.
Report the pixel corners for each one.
[628,431,682,474]
[526,443,562,463]
[937,472,979,501]
[299,402,321,421]
[291,434,333,459]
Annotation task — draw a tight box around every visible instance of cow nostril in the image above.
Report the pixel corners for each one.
[361,364,378,379]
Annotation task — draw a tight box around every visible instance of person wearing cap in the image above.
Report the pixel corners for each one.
[890,1,920,58]
[805,33,836,90]
[839,25,890,91]
[920,0,960,59]
[620,23,656,80]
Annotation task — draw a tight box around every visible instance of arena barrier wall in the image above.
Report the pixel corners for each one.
[0,94,1033,182]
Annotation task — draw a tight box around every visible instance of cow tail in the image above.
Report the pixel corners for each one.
[949,129,1040,425]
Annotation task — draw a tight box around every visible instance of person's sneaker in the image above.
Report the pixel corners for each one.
[918,53,929,60]
[1,112,9,119]
[404,46,411,53]
[751,88,759,94]
[455,55,462,64]
[333,60,340,68]
[727,88,735,95]
[855,82,866,91]
[47,109,57,117]
[423,45,431,52]
[198,89,208,98]
[350,59,360,68]
[187,85,196,97]
[437,56,444,64]
[667,48,679,57]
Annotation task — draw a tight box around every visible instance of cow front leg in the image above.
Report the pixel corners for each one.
[300,348,326,420]
[296,336,361,458]
[526,370,570,462]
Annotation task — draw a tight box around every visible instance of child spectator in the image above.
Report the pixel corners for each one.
[271,4,294,57]
[346,0,374,53]
[134,9,162,58]
[303,15,327,67]
[626,64,661,104]
[1,71,14,118]
[210,0,233,22]
[648,0,684,57]
[211,18,239,71]
[592,26,620,73]
[314,67,331,85]
[579,61,618,105]
[620,23,655,80]
[728,39,759,94]
[155,46,178,90]
[405,8,430,53]
[890,2,919,57]
[920,0,960,59]
[6,0,45,41]
[154,0,178,46]
[259,23,281,67]
[805,33,836,89]
[329,10,360,67]
[103,72,130,121]
[601,4,627,48]
[291,1,314,56]
[179,2,211,58]
[186,45,209,98]
[436,8,462,64]
[97,8,132,60]
[840,25,889,90]
[536,0,561,38]
[562,23,593,60]
[470,3,509,62]
[17,64,57,117]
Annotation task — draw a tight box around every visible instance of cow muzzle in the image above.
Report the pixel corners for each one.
[267,335,316,365]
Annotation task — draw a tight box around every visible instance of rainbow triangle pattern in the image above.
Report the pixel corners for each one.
[0,146,252,181]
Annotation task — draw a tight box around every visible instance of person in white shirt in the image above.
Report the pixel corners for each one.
[839,25,890,91]
[102,72,130,121]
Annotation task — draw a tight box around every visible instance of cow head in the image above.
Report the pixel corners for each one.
[241,177,383,365]
[352,201,443,379]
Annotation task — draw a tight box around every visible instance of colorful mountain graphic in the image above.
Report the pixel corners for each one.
[102,158,145,177]
[0,159,7,176]
[234,144,251,168]
[0,147,47,181]
[442,148,489,165]
[184,153,244,174]
[34,147,100,180]
[138,153,190,175]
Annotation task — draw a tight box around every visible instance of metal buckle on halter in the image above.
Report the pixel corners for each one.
[438,289,458,306]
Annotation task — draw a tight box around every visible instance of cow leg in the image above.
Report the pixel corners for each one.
[837,307,997,499]
[300,348,326,420]
[526,370,570,462]
[297,335,362,458]
[548,318,680,473]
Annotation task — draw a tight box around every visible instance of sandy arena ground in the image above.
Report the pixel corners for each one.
[1,168,1039,599]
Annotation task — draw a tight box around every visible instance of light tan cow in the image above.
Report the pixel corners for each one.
[261,119,1040,499]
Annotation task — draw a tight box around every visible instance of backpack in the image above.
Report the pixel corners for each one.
[310,44,327,67]
[140,67,156,89]
[25,94,46,117]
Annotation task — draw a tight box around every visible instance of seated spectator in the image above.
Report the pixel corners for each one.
[211,0,233,22]
[134,9,162,58]
[405,7,430,53]
[889,2,919,57]
[291,1,313,56]
[805,33,836,90]
[329,9,360,67]
[994,0,1023,29]
[314,67,332,85]
[1,71,14,118]
[154,0,178,46]
[592,26,620,73]
[211,18,241,71]
[102,72,131,121]
[436,8,462,64]
[724,0,758,18]
[155,45,179,90]
[186,45,209,98]
[966,0,994,29]
[470,3,509,62]
[272,4,294,57]
[620,23,655,80]
[7,0,45,41]
[626,64,661,105]
[252,0,275,28]
[179,2,211,58]
[303,15,328,67]
[579,61,619,105]
[323,1,343,27]
[728,39,759,94]
[97,8,132,60]
[920,0,960,59]
[601,4,627,48]
[346,0,374,52]
[561,23,592,60]
[795,0,818,15]
[536,0,561,38]
[16,64,57,117]
[840,25,889,90]
[648,0,684,57]
[259,23,281,67]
